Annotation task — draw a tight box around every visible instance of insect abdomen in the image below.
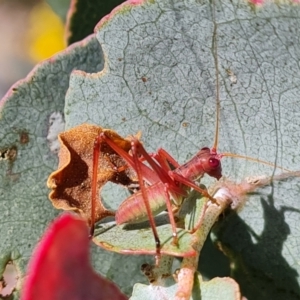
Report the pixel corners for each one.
[115,183,167,224]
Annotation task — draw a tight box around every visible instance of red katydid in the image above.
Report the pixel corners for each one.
[90,131,222,261]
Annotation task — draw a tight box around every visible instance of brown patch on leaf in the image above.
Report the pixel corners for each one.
[19,130,29,144]
[47,123,138,224]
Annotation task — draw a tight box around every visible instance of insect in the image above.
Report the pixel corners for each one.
[90,130,222,261]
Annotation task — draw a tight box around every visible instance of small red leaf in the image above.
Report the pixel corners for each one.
[22,214,127,300]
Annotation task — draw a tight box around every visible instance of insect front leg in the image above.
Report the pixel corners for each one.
[168,171,217,233]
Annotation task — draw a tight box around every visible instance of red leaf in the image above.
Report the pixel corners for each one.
[22,214,127,300]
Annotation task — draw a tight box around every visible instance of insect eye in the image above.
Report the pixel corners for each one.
[209,158,220,168]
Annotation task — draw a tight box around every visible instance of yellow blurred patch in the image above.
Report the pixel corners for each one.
[28,2,65,62]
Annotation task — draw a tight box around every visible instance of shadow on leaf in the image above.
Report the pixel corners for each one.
[213,194,300,300]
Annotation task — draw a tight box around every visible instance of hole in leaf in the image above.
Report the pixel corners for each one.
[0,146,17,162]
[0,262,18,298]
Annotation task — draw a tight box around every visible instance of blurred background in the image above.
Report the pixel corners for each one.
[0,0,70,99]
[0,1,69,295]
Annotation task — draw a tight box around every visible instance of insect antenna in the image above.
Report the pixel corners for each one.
[212,0,220,154]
